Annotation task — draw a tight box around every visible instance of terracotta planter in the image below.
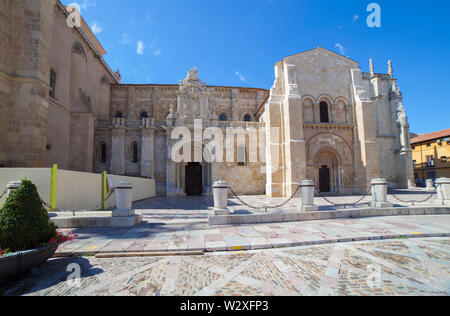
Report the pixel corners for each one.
[0,244,58,284]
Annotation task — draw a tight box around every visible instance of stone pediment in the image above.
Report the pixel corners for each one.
[283,47,359,66]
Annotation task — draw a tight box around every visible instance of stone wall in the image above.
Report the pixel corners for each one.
[46,3,117,171]
[94,83,268,196]
[0,0,56,168]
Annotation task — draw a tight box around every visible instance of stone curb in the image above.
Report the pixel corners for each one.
[53,233,450,257]
[209,206,450,226]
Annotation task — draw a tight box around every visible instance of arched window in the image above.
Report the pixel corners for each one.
[72,42,86,57]
[243,114,252,122]
[320,101,330,123]
[219,113,228,122]
[115,112,123,118]
[49,69,56,98]
[140,111,149,119]
[132,142,138,163]
[100,143,107,163]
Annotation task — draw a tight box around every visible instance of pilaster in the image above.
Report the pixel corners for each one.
[111,127,126,175]
[141,127,155,178]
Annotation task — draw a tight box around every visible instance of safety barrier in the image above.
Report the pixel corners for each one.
[220,177,450,213]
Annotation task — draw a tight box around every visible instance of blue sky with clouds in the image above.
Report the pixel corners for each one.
[65,0,450,134]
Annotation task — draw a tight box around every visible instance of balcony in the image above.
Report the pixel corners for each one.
[95,118,265,130]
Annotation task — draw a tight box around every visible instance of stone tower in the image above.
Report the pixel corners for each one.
[0,0,56,167]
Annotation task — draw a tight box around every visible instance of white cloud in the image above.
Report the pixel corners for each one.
[68,0,96,12]
[145,12,152,22]
[120,33,132,45]
[353,14,359,23]
[91,22,102,34]
[235,71,246,82]
[335,43,346,55]
[153,48,162,56]
[137,41,145,55]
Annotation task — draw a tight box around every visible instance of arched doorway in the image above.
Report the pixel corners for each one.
[185,162,203,196]
[315,150,341,193]
[319,165,331,192]
[172,141,214,197]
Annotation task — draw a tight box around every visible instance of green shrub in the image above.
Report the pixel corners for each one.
[0,179,57,252]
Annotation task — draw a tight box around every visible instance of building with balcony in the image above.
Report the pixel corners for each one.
[0,0,415,197]
[411,129,450,187]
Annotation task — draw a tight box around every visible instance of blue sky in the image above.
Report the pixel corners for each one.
[65,0,450,135]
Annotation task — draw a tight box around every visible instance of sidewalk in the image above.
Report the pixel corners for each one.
[56,212,450,256]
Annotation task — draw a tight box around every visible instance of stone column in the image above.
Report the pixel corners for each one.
[166,130,177,197]
[371,178,393,208]
[435,178,450,205]
[426,179,435,190]
[297,180,318,212]
[6,181,21,197]
[111,127,126,175]
[213,181,230,215]
[352,69,381,191]
[112,180,135,217]
[141,128,155,178]
[282,62,306,198]
[266,63,285,197]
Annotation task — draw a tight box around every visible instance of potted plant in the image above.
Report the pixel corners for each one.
[0,179,72,284]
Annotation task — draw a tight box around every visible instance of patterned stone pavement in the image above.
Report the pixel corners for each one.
[54,214,450,255]
[3,238,449,296]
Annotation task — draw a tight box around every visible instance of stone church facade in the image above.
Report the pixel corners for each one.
[0,0,414,197]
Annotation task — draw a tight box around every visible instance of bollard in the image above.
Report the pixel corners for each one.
[112,180,135,217]
[426,179,435,190]
[435,178,450,205]
[6,181,21,197]
[370,178,393,208]
[297,180,318,212]
[213,181,230,215]
[408,179,416,188]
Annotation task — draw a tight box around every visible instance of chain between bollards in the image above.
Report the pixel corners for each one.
[228,184,301,211]
[41,191,114,216]
[389,187,437,205]
[315,185,373,208]
[0,188,7,200]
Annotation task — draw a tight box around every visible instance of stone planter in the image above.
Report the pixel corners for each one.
[0,244,58,284]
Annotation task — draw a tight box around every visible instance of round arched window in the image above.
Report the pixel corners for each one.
[243,114,252,122]
[140,111,148,119]
[320,101,329,123]
[219,114,228,122]
[115,112,123,118]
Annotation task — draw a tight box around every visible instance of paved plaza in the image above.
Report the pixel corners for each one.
[51,191,448,256]
[3,238,449,296]
[3,191,450,296]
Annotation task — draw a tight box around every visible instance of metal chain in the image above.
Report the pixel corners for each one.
[41,192,114,216]
[228,184,301,211]
[0,188,7,200]
[389,187,437,204]
[315,186,373,208]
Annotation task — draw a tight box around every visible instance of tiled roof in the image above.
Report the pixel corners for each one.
[411,129,450,144]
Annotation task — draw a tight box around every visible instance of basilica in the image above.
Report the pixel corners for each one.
[0,0,414,197]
